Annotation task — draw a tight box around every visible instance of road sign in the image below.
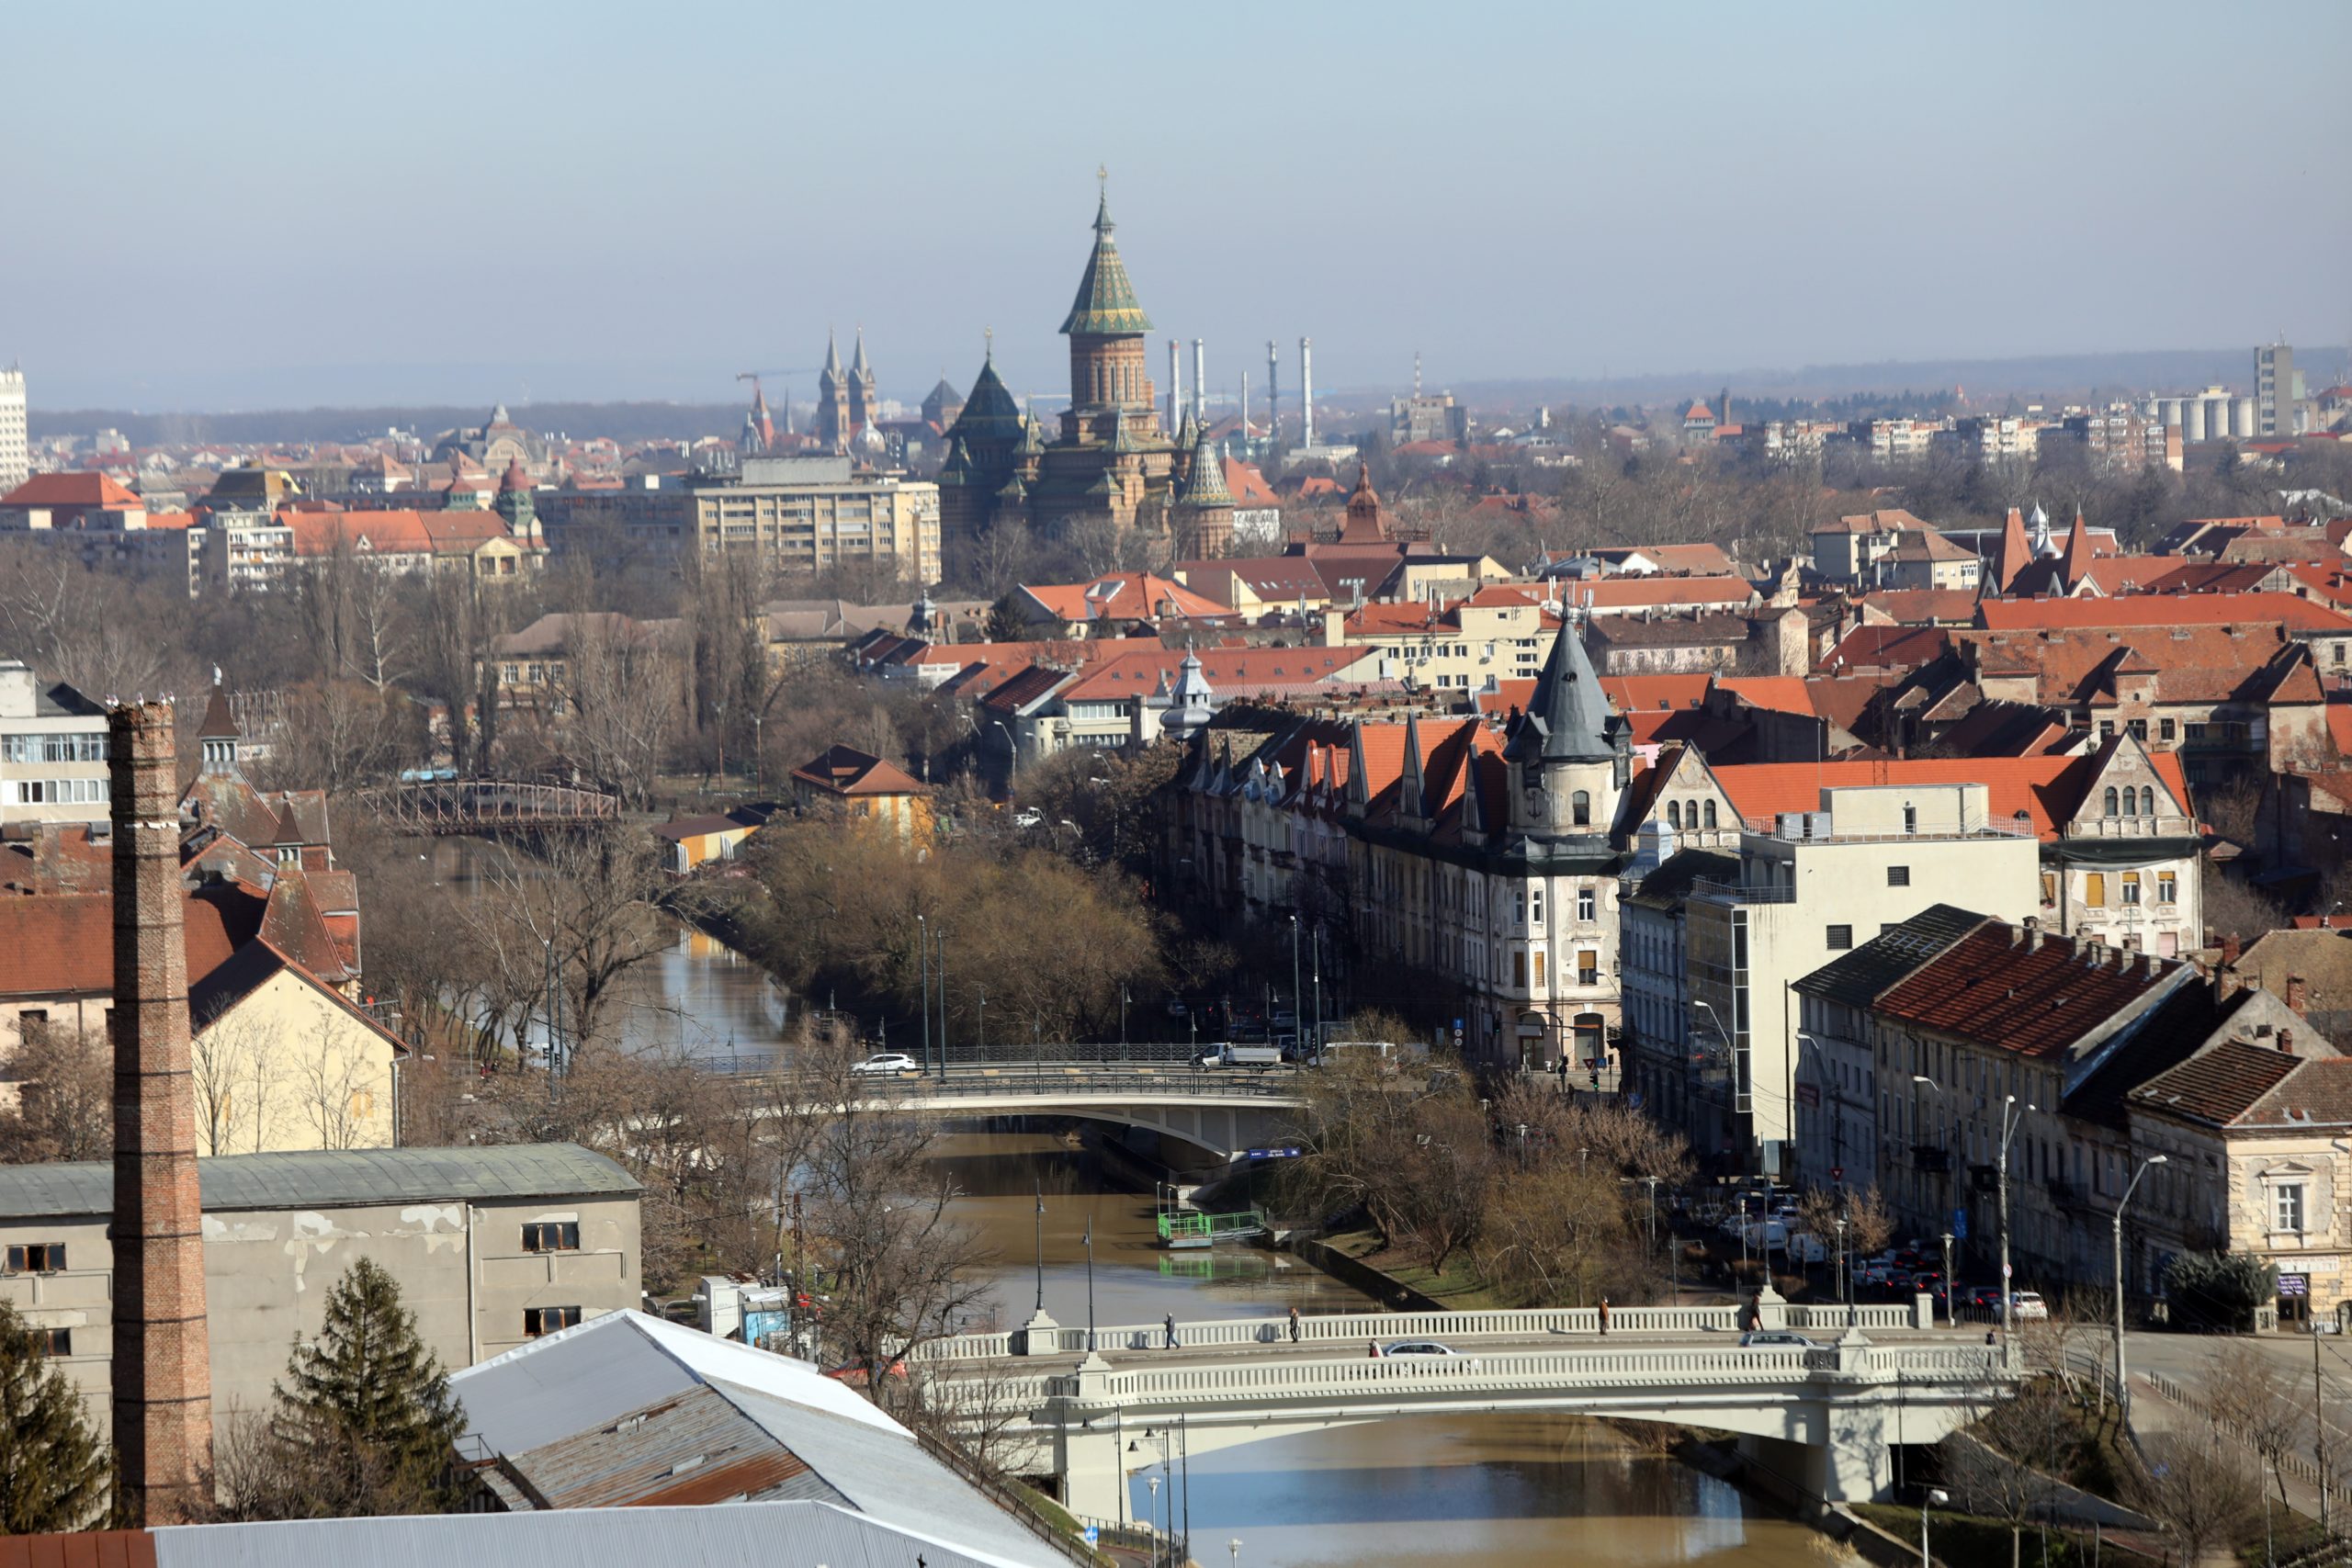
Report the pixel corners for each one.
[1830,1167,1843,1182]
[1951,1209,1968,1239]
[1244,1147,1304,1160]
[1082,1526,1100,1547]
[2001,1263,2012,1278]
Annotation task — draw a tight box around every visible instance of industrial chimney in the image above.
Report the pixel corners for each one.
[1166,340,1181,431]
[1299,336,1316,449]
[108,700,213,1523]
[1239,370,1250,438]
[1265,340,1279,448]
[1192,338,1206,425]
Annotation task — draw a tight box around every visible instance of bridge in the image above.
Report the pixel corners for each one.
[356,778,621,833]
[918,1298,2016,1516]
[732,1064,1314,1164]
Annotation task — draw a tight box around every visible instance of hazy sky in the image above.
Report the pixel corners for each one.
[6,0,2348,413]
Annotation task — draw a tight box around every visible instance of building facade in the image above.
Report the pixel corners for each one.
[0,368,26,493]
[0,661,109,824]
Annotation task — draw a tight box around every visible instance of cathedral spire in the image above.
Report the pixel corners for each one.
[1060,176,1152,338]
[852,327,871,375]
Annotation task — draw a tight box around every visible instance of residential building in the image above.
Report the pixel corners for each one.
[0,1144,642,1436]
[1390,388,1467,446]
[0,368,25,493]
[1325,587,1565,693]
[1678,782,2041,1179]
[1807,509,1939,582]
[0,660,108,825]
[1618,837,1739,1144]
[1012,571,1228,637]
[1939,414,2038,466]
[2256,342,2304,438]
[695,457,941,583]
[984,643,1386,762]
[652,807,773,873]
[788,744,933,839]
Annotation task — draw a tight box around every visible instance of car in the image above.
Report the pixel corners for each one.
[1164,998,1189,1019]
[849,1053,918,1077]
[1739,1331,1818,1348]
[2010,1291,2050,1321]
[1012,808,1044,829]
[1379,1340,1456,1358]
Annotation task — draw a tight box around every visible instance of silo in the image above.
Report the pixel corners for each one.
[2233,397,2256,439]
[2184,399,2208,443]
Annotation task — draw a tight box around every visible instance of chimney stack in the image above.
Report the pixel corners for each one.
[2286,973,2308,1014]
[2220,933,2242,968]
[1239,369,1250,437]
[1192,338,1206,425]
[1265,340,1279,448]
[108,700,213,1523]
[1299,336,1316,448]
[2278,1028,2295,1055]
[1167,340,1182,432]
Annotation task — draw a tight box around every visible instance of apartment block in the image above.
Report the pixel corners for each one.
[0,661,109,825]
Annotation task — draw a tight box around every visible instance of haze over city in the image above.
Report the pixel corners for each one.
[7,0,2349,410]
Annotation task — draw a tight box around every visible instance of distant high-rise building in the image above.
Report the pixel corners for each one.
[0,367,28,492]
[2256,342,2305,438]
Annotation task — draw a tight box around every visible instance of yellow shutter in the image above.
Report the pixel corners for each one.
[2085,872,2107,907]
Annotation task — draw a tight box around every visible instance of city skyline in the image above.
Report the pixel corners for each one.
[5,0,2348,411]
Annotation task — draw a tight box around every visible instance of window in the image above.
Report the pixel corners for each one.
[2128,718,2147,741]
[1903,804,1917,836]
[2157,872,2177,904]
[523,1222,581,1253]
[0,733,106,764]
[1577,949,1600,987]
[1571,790,1591,827]
[2104,786,2120,817]
[1668,801,1682,829]
[35,1328,69,1358]
[525,1305,583,1337]
[2099,721,2115,739]
[2160,718,2176,742]
[1513,890,1526,928]
[6,1244,65,1274]
[1702,800,1717,829]
[1530,888,1544,925]
[2272,1182,2306,1234]
[1577,887,1596,922]
[2143,790,2158,818]
[2085,872,2107,907]
[1512,949,1527,988]
[2122,873,2141,906]
[1886,865,1910,887]
[2041,872,2058,906]
[1826,925,1854,951]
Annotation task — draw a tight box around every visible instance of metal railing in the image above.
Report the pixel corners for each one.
[356,778,620,833]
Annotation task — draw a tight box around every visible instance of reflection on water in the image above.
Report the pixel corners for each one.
[938,1134,1854,1568]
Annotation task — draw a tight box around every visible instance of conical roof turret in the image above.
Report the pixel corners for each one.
[852,328,871,375]
[1181,429,1233,507]
[1059,185,1152,337]
[1507,619,1616,765]
[948,353,1025,446]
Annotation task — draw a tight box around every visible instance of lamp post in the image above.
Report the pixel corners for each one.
[1288,913,1302,1055]
[978,987,987,1058]
[1310,923,1323,1056]
[2113,1154,2165,1424]
[1941,1230,1956,1326]
[1919,1487,1949,1567]
[917,914,930,1075]
[1835,1215,1849,1308]
[1996,1094,2035,1348]
[1083,1222,1098,1353]
[1032,1179,1047,1316]
[1229,1540,1243,1568]
[751,707,762,788]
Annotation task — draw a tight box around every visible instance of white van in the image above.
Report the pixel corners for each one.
[1200,1043,1284,1067]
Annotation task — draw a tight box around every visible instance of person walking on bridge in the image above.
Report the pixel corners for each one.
[1288,1304,1301,1343]
[1164,1313,1179,1349]
[1598,1297,1611,1336]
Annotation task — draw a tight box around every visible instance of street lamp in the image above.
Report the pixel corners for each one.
[1919,1487,1949,1567]
[1228,1540,1243,1568]
[1834,1215,1849,1308]
[917,914,930,1075]
[1996,1094,2036,1348]
[1083,1222,1098,1353]
[1032,1179,1047,1317]
[2113,1154,2166,1424]
[1288,913,1302,1056]
[1941,1230,1956,1326]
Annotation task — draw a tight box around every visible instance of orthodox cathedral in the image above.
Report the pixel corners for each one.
[937,186,1234,558]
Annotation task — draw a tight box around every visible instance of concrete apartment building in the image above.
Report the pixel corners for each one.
[0,1144,643,1435]
[0,660,110,824]
[540,457,941,583]
[2256,341,2304,437]
[0,368,26,492]
[1665,782,2040,1179]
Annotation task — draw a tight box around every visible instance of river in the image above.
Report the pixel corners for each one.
[434,840,1849,1567]
[933,1133,1855,1568]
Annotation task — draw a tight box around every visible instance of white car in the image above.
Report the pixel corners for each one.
[1379,1340,1456,1358]
[849,1053,918,1077]
[2009,1291,2050,1321]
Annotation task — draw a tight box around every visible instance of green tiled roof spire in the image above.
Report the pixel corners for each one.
[1059,178,1152,337]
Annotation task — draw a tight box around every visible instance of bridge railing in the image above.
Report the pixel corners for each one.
[1025,1341,2006,1404]
[716,1063,1315,1101]
[916,1297,1937,1363]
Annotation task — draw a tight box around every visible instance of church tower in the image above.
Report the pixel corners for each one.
[848,329,879,437]
[815,332,851,450]
[1504,620,1629,843]
[1059,182,1159,442]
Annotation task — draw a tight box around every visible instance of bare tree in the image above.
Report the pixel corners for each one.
[295,1018,371,1151]
[0,1023,110,1164]
[1940,1379,2074,1568]
[2125,1422,2263,1565]
[2201,1341,2306,1506]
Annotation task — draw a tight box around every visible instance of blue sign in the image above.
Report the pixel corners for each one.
[1082,1526,1100,1547]
[1245,1147,1305,1160]
[1951,1209,1969,1240]
[1627,1091,1645,1110]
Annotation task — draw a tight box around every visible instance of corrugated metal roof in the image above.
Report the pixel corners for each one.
[0,1144,639,1219]
[144,1501,1049,1568]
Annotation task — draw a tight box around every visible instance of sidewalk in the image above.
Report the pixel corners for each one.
[2125,1368,2337,1525]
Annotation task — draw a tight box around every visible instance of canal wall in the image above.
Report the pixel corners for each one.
[1287,1237,1448,1313]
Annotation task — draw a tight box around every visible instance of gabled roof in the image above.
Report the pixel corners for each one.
[2127,1040,2322,1127]
[789,744,929,797]
[0,1143,638,1221]
[0,471,143,509]
[187,938,403,1057]
[1708,750,2190,841]
[1793,905,1989,1010]
[1018,572,1226,624]
[0,890,254,999]
[1874,924,2184,1059]
[1975,592,2352,635]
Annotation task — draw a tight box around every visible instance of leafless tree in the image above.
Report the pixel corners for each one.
[295,1018,372,1151]
[2201,1341,2306,1506]
[1940,1380,2074,1568]
[0,1023,111,1164]
[2125,1421,2263,1565]
[463,827,679,1055]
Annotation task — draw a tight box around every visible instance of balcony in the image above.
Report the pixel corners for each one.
[1742,813,2037,843]
[1912,1145,1951,1174]
[1692,878,1797,905]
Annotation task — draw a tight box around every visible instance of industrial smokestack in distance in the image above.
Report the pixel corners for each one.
[1240,370,1250,438]
[1167,340,1181,431]
[1300,336,1316,449]
[1192,338,1206,424]
[1266,340,1279,449]
[108,698,213,1524]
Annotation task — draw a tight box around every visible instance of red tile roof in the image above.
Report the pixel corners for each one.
[0,892,252,999]
[1975,592,2352,635]
[2127,1040,2308,1126]
[0,472,143,509]
[1878,925,2183,1059]
[1058,645,1380,702]
[789,744,929,797]
[1710,750,2190,840]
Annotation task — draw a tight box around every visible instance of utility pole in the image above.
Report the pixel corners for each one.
[917,914,930,1075]
[1997,1095,2031,1350]
[2113,1155,2165,1425]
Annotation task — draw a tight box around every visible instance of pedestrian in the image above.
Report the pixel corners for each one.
[1164,1313,1178,1349]
[1984,1329,1996,1347]
[1288,1304,1301,1343]
[1598,1297,1611,1336]
[1368,1339,1380,1359]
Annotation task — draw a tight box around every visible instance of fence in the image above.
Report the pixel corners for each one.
[919,1298,1937,1363]
[2141,1367,2346,1517]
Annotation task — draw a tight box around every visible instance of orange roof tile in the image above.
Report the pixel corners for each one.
[1710,751,2191,840]
[1976,592,2352,634]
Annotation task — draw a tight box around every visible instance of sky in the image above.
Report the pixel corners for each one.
[6,0,2348,414]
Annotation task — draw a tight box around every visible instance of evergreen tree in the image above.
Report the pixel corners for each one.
[0,1301,110,1533]
[270,1257,469,1515]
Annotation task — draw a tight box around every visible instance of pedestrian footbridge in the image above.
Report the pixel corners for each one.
[919,1298,2013,1516]
[829,1067,1313,1162]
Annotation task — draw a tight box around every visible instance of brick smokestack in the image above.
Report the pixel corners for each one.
[108,700,212,1522]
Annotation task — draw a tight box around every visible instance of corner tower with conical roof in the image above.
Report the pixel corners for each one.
[1059,181,1159,441]
[1172,426,1235,558]
[1506,619,1630,843]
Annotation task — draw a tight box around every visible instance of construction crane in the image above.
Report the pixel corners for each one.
[735,367,825,442]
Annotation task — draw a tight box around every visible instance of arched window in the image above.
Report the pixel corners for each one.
[1702,799,1718,829]
[2143,788,2158,818]
[1572,790,1591,827]
[2103,786,2120,817]
[1668,800,1683,829]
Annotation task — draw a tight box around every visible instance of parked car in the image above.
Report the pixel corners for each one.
[1012,808,1044,829]
[2009,1291,2050,1321]
[1739,1331,1818,1348]
[1379,1340,1456,1357]
[849,1053,918,1077]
